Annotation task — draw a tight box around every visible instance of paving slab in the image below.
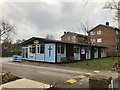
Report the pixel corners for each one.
[1,78,52,89]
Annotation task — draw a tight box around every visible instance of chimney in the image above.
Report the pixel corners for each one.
[105,22,109,26]
[64,31,66,34]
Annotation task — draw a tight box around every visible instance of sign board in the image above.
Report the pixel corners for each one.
[34,40,39,44]
[29,54,33,58]
[81,48,85,54]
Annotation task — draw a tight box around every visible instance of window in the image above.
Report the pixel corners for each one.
[90,38,96,44]
[29,45,32,53]
[67,36,70,40]
[116,39,119,43]
[40,45,45,54]
[101,48,103,53]
[94,48,98,53]
[74,46,80,53]
[90,31,95,35]
[72,36,76,40]
[116,31,118,34]
[97,38,102,43]
[97,30,101,35]
[61,45,65,54]
[57,44,65,54]
[57,45,61,54]
[32,45,36,53]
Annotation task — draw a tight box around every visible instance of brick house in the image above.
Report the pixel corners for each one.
[61,32,88,44]
[89,22,120,56]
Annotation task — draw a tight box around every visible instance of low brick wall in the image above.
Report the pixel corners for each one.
[89,75,112,89]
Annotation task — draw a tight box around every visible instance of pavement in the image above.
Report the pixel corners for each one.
[0,57,119,89]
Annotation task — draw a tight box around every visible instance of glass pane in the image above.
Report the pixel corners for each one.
[61,46,64,54]
[40,45,45,54]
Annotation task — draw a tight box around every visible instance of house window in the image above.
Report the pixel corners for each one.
[67,36,70,40]
[72,36,76,40]
[40,45,45,54]
[97,30,101,35]
[74,46,80,53]
[90,38,96,44]
[116,31,118,34]
[32,45,36,53]
[116,46,119,51]
[86,47,90,53]
[90,31,95,35]
[116,39,119,43]
[97,38,102,43]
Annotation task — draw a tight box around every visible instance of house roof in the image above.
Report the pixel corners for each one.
[89,24,120,32]
[21,37,107,48]
[61,31,88,38]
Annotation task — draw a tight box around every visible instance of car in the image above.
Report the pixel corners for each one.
[12,55,22,62]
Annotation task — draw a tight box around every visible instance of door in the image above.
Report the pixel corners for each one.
[22,47,28,59]
[45,44,55,62]
[66,44,74,58]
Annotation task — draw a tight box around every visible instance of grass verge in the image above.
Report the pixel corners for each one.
[62,57,119,70]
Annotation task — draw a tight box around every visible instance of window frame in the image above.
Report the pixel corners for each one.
[97,30,101,35]
[90,31,95,35]
[97,38,102,43]
[31,45,36,54]
[36,44,40,54]
[57,44,65,54]
[74,46,80,53]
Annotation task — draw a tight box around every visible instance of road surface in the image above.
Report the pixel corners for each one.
[0,58,119,89]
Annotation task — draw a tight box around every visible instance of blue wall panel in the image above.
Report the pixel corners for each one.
[57,54,66,62]
[74,53,80,60]
[45,44,55,62]
[35,54,45,61]
[86,51,91,59]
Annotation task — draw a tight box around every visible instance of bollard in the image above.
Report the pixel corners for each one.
[89,74,112,90]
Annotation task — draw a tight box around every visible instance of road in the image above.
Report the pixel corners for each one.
[0,58,119,88]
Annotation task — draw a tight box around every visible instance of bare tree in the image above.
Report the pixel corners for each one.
[80,21,91,66]
[0,21,16,43]
[0,21,16,57]
[104,0,120,20]
[80,21,91,44]
[45,34,55,40]
[104,0,120,56]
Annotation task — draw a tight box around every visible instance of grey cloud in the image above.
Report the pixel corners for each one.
[2,1,118,42]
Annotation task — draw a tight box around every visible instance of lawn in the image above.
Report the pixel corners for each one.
[62,57,120,70]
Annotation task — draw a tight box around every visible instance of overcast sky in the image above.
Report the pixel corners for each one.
[1,0,118,42]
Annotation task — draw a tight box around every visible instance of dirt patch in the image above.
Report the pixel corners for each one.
[0,72,22,84]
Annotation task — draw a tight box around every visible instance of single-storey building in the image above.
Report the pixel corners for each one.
[21,37,107,63]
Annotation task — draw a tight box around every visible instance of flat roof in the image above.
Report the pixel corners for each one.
[21,37,107,48]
